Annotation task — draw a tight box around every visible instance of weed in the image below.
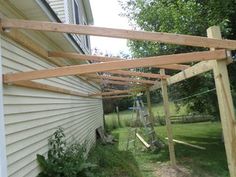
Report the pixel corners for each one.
[37,128,96,177]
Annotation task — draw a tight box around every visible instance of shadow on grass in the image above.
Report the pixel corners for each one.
[88,133,143,177]
[174,135,228,177]
[149,122,229,177]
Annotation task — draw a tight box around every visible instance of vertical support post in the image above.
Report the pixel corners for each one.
[160,69,177,168]
[207,26,236,177]
[0,35,8,177]
[146,88,154,125]
[116,106,121,127]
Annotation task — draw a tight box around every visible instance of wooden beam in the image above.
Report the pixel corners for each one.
[87,75,155,85]
[160,69,176,168]
[90,88,145,97]
[1,18,236,49]
[8,80,97,98]
[102,95,132,99]
[208,26,236,177]
[48,51,190,71]
[3,50,226,83]
[136,133,151,148]
[167,60,214,85]
[108,70,169,79]
[165,138,206,150]
[91,79,141,86]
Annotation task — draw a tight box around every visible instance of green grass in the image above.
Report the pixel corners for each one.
[104,103,187,130]
[89,122,229,177]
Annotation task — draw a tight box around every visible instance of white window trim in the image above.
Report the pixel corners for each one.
[0,35,7,177]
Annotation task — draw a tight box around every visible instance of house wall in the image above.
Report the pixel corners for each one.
[1,34,104,177]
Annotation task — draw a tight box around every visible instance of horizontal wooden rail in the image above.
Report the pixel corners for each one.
[8,80,100,98]
[168,61,214,85]
[87,75,155,85]
[150,60,215,91]
[108,70,168,79]
[90,79,142,86]
[1,18,236,49]
[102,95,133,99]
[89,88,145,97]
[3,50,226,83]
[48,51,189,71]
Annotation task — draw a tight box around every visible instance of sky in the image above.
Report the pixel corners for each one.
[89,0,131,55]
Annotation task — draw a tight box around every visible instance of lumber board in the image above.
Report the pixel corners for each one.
[208,26,236,177]
[108,70,169,79]
[160,69,176,167]
[165,138,206,150]
[167,60,214,85]
[89,88,145,97]
[136,133,151,148]
[91,79,141,86]
[3,50,226,83]
[49,51,189,71]
[87,75,155,85]
[1,18,236,49]
[102,95,132,99]
[9,80,97,98]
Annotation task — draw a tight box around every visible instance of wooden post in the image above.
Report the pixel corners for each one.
[116,106,121,127]
[160,69,177,168]
[207,26,236,177]
[146,88,155,125]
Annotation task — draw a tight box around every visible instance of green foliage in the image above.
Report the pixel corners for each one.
[37,128,96,177]
[119,0,236,116]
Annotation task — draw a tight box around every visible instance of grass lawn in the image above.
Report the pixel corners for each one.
[89,122,229,177]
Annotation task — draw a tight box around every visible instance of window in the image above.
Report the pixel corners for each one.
[85,35,89,48]
[73,0,80,24]
[83,21,90,48]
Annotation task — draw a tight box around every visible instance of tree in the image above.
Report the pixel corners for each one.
[120,0,236,117]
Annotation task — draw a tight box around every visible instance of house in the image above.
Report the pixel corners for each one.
[0,0,104,176]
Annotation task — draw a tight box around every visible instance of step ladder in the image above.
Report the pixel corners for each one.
[126,95,163,151]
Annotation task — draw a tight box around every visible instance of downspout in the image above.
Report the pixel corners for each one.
[0,35,7,177]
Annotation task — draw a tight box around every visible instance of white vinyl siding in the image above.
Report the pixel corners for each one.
[46,0,66,22]
[1,35,104,177]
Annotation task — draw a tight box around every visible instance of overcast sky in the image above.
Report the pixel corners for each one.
[89,0,131,55]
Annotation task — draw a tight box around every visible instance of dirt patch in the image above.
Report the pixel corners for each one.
[153,162,191,177]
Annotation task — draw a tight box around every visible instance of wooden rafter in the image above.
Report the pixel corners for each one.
[3,50,226,83]
[10,80,98,98]
[108,70,168,79]
[90,79,142,86]
[89,88,145,97]
[150,60,215,91]
[1,18,236,49]
[102,95,133,99]
[86,75,156,85]
[168,61,214,85]
[48,51,189,71]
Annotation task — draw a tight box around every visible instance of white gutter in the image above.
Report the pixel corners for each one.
[0,35,7,177]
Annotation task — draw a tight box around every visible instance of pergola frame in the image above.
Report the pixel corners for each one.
[1,18,236,176]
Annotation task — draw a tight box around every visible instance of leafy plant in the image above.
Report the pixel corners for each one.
[37,128,96,177]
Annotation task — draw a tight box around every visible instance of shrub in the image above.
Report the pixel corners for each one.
[37,128,96,177]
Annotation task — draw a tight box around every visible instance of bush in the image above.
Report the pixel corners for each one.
[37,128,96,177]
